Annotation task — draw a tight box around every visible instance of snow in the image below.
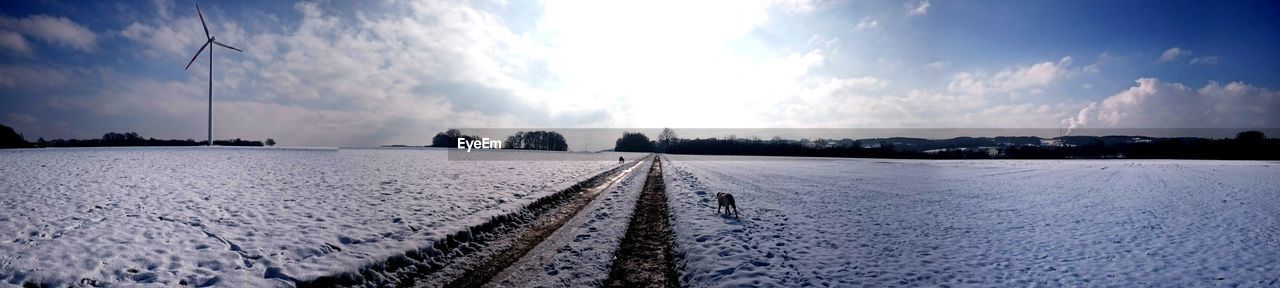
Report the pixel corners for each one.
[0,147,636,287]
[661,155,1280,287]
[7,147,1278,286]
[487,157,652,287]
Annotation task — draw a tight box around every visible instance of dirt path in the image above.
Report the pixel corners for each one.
[605,156,678,288]
[427,158,648,288]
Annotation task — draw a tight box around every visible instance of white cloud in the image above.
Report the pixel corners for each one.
[42,67,487,145]
[0,30,33,57]
[535,0,854,128]
[41,0,846,144]
[41,1,556,145]
[1080,52,1115,74]
[1156,47,1190,63]
[924,61,949,70]
[907,0,931,16]
[1082,63,1100,74]
[252,1,547,140]
[0,65,70,89]
[825,76,889,92]
[0,14,96,52]
[777,76,1280,130]
[1066,78,1280,129]
[121,20,205,58]
[7,113,37,125]
[1188,55,1220,65]
[772,0,817,13]
[947,56,1072,96]
[806,34,840,53]
[766,82,1083,129]
[153,0,175,19]
[855,18,878,31]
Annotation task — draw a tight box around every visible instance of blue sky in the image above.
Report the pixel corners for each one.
[1,0,1278,146]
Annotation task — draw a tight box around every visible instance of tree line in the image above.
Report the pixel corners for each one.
[612,128,1280,160]
[0,124,275,148]
[504,131,568,151]
[999,131,1279,160]
[430,129,569,151]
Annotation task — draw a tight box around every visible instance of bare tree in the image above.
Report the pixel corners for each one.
[658,128,677,152]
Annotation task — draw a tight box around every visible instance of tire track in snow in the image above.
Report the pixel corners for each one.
[480,157,653,287]
[605,156,678,287]
[413,156,651,288]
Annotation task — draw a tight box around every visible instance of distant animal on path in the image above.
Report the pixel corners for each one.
[716,192,739,219]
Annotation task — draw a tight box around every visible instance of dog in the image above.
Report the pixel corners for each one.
[716,192,740,219]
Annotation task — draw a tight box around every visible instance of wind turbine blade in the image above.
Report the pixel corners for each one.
[196,3,210,39]
[185,41,211,70]
[214,41,243,52]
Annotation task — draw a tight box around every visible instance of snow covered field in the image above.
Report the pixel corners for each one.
[0,147,634,287]
[662,155,1280,287]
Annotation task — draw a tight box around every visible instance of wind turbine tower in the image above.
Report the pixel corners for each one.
[184,3,242,146]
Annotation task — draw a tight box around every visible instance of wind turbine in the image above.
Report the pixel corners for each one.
[184,3,242,146]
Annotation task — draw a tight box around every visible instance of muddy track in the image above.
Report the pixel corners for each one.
[605,156,678,288]
[427,157,650,288]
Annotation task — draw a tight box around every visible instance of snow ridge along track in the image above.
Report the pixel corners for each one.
[293,156,650,287]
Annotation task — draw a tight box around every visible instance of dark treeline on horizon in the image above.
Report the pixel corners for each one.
[0,124,29,148]
[430,129,569,151]
[431,129,481,147]
[614,132,653,152]
[997,131,1278,160]
[39,132,268,148]
[0,124,273,148]
[613,129,1280,160]
[504,131,569,151]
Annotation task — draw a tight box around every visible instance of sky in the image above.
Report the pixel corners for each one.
[1,0,1278,147]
